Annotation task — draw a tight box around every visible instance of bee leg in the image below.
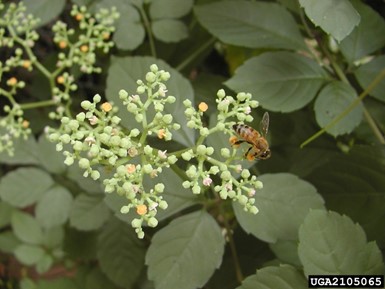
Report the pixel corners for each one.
[244,146,252,158]
[233,140,246,146]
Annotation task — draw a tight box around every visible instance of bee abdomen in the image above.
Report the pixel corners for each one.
[233,123,251,135]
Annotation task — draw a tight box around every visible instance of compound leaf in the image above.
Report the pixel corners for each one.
[11,211,43,245]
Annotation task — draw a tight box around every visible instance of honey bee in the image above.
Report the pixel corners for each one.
[230,112,271,161]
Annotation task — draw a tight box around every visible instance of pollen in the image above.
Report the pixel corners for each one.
[136,204,147,216]
[22,60,31,69]
[80,45,89,53]
[58,40,67,49]
[7,77,17,86]
[22,120,30,128]
[75,13,83,21]
[126,164,136,174]
[57,76,65,84]
[102,32,110,40]
[229,136,238,146]
[157,129,166,139]
[101,102,112,112]
[198,102,208,112]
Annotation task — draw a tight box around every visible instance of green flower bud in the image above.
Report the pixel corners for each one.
[228,190,236,198]
[167,155,178,164]
[143,164,153,174]
[249,100,259,108]
[146,72,156,83]
[119,89,128,99]
[184,107,195,117]
[181,151,193,161]
[160,71,170,81]
[217,89,226,99]
[221,148,230,158]
[219,189,228,199]
[255,180,263,189]
[209,166,220,175]
[183,99,192,106]
[154,183,165,193]
[116,165,127,176]
[192,185,201,194]
[206,146,214,155]
[199,127,209,137]
[131,218,142,228]
[137,230,145,239]
[135,113,143,123]
[236,92,247,101]
[59,134,71,144]
[150,64,158,72]
[249,206,259,214]
[187,120,196,128]
[144,145,153,155]
[91,170,100,180]
[236,113,246,121]
[110,135,121,146]
[61,117,70,124]
[162,114,173,124]
[220,170,231,181]
[182,181,191,189]
[73,141,83,151]
[167,96,176,103]
[238,195,248,206]
[121,206,130,214]
[159,200,168,210]
[64,156,74,166]
[241,169,250,179]
[217,122,225,130]
[99,133,109,144]
[78,158,90,169]
[76,112,86,122]
[196,144,206,155]
[186,165,197,178]
[148,217,158,228]
[111,116,121,125]
[130,129,140,137]
[93,94,101,103]
[245,115,254,122]
[137,85,145,94]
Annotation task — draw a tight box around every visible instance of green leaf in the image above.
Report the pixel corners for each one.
[114,17,145,50]
[0,134,39,165]
[235,264,308,289]
[35,278,80,289]
[36,186,73,229]
[35,254,54,273]
[63,229,98,260]
[233,173,325,243]
[149,0,193,19]
[314,81,363,136]
[355,55,385,103]
[14,244,45,266]
[85,268,117,289]
[66,165,103,194]
[42,226,64,249]
[152,19,188,43]
[0,231,21,253]
[306,145,385,248]
[36,135,66,174]
[70,194,110,231]
[24,0,66,28]
[195,0,306,50]
[97,217,145,288]
[299,0,360,42]
[269,240,302,267]
[11,211,43,245]
[0,201,14,228]
[106,56,195,147]
[146,210,225,289]
[339,0,385,63]
[298,210,384,275]
[0,167,54,208]
[225,52,328,112]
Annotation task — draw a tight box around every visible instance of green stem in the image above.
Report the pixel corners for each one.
[175,37,216,71]
[138,5,157,58]
[301,68,385,147]
[19,99,57,110]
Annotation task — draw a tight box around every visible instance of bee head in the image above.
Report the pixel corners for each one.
[258,149,271,160]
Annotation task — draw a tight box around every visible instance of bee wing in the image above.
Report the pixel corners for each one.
[260,112,269,136]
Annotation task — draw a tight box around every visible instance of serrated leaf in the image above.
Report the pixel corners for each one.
[314,81,363,136]
[236,264,308,289]
[36,135,66,174]
[306,145,385,248]
[24,0,66,28]
[97,217,145,288]
[149,0,193,19]
[195,0,306,50]
[70,194,110,231]
[106,56,195,147]
[35,186,73,229]
[269,240,302,267]
[299,0,360,42]
[355,55,385,103]
[146,210,225,289]
[233,173,325,243]
[225,52,328,112]
[298,210,384,275]
[152,19,188,43]
[0,167,54,208]
[14,244,45,266]
[11,211,43,245]
[339,0,385,63]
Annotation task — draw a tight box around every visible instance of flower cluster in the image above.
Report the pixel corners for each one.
[49,64,266,238]
[0,2,119,155]
[181,90,262,214]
